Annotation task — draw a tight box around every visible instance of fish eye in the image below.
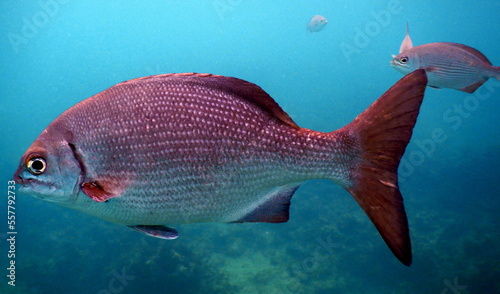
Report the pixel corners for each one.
[26,156,47,175]
[399,56,408,64]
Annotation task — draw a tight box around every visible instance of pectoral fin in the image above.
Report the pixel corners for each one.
[81,182,118,202]
[128,225,179,239]
[425,66,439,72]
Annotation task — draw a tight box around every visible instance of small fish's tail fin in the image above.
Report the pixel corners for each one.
[491,66,500,80]
[338,69,428,266]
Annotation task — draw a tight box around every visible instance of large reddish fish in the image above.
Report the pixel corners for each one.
[14,70,427,266]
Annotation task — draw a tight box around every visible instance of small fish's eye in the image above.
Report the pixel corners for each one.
[399,56,408,64]
[26,156,47,175]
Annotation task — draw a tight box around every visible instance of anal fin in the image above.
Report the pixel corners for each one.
[128,225,179,240]
[459,80,487,93]
[233,185,300,224]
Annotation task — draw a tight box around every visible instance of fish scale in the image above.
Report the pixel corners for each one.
[14,71,428,265]
[58,75,348,224]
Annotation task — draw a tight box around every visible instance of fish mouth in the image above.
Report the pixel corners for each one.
[12,172,39,187]
[12,173,31,187]
[12,174,54,201]
[12,176,36,195]
[14,181,46,199]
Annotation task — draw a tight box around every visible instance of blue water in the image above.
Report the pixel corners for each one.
[1,1,499,293]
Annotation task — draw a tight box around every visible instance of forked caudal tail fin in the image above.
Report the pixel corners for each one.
[340,69,427,266]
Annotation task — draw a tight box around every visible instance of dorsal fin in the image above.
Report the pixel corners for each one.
[119,73,300,129]
[190,73,300,129]
[399,21,413,53]
[443,43,492,65]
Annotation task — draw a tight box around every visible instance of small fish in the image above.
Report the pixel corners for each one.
[391,23,500,93]
[307,15,328,32]
[13,71,428,266]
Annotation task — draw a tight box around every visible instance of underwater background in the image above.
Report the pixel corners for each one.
[1,0,499,293]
